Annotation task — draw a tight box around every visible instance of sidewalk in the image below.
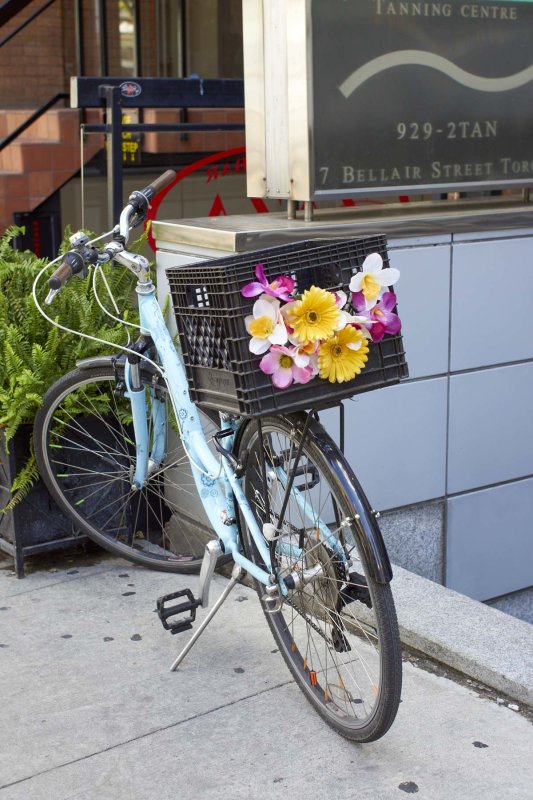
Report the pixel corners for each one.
[1,553,532,800]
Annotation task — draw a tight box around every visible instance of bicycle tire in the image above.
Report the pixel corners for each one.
[34,364,228,573]
[235,413,402,742]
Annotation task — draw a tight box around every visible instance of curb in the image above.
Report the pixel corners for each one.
[392,565,533,708]
[224,560,533,708]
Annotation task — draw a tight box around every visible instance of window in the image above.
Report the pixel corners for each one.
[156,0,243,78]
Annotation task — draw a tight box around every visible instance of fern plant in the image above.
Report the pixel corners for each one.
[0,226,141,509]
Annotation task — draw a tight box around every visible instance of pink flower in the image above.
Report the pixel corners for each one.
[352,291,401,342]
[260,345,313,389]
[241,263,295,302]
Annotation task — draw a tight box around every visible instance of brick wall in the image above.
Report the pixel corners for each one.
[0,0,160,110]
[0,0,66,107]
[143,108,245,155]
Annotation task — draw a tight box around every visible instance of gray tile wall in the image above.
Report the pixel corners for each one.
[336,379,448,511]
[447,478,533,601]
[451,238,533,370]
[447,364,533,493]
[388,245,450,379]
[374,235,533,604]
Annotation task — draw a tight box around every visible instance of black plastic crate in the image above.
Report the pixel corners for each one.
[167,237,408,417]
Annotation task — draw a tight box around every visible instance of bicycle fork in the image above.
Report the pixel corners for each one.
[123,351,166,490]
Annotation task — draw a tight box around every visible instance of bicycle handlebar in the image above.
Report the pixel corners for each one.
[48,250,86,291]
[139,169,176,202]
[45,169,177,298]
[48,261,73,291]
[122,169,177,237]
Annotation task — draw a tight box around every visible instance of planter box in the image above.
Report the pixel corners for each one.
[0,427,88,577]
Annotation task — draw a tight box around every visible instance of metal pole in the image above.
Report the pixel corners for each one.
[133,0,142,76]
[99,85,123,228]
[74,0,85,76]
[97,0,109,76]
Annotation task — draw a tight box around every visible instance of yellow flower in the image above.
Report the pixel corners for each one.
[359,273,381,304]
[248,315,275,339]
[318,326,369,383]
[286,286,340,343]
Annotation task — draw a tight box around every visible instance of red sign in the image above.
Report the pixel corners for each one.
[146,147,409,251]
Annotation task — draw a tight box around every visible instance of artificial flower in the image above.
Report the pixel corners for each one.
[335,290,348,308]
[260,345,313,389]
[348,253,400,309]
[337,308,374,332]
[352,291,401,342]
[245,296,288,354]
[284,285,340,344]
[318,326,369,383]
[332,288,373,331]
[291,339,320,376]
[241,263,295,301]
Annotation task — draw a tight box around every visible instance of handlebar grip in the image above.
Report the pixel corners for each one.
[140,169,177,201]
[47,250,85,291]
[48,261,73,291]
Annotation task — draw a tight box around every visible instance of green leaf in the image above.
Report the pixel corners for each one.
[0,225,140,506]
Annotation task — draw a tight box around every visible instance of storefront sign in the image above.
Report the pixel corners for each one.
[121,114,141,164]
[243,0,533,199]
[312,0,533,196]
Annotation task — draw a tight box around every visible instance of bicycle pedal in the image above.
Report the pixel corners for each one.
[157,589,201,635]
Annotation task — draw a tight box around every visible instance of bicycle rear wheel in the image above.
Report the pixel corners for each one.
[236,414,402,742]
[34,364,225,573]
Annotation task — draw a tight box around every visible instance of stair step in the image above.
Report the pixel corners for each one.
[0,139,84,173]
[0,108,84,145]
[0,107,103,231]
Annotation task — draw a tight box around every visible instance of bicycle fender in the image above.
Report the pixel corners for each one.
[304,417,393,585]
[76,355,160,379]
[76,355,121,370]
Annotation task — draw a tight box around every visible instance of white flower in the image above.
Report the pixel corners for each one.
[336,308,373,331]
[245,295,288,354]
[349,253,400,309]
[332,288,373,332]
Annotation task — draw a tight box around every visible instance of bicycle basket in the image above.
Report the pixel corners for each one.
[167,236,408,417]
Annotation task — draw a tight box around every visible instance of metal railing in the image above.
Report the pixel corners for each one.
[0,0,56,47]
[0,92,68,151]
[73,77,245,225]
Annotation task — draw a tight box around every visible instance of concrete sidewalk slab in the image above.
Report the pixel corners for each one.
[1,556,532,800]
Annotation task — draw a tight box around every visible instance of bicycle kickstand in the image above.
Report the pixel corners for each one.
[169,563,244,671]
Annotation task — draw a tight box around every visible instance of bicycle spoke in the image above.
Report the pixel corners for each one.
[239,415,401,738]
[37,367,225,570]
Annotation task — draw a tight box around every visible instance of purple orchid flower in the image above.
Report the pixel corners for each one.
[241,263,295,302]
[260,345,313,389]
[352,291,401,342]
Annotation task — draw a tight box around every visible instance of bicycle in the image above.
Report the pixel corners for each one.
[33,170,405,741]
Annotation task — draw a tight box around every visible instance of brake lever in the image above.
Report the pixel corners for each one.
[45,287,61,305]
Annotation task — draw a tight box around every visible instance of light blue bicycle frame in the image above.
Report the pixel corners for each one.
[125,282,347,588]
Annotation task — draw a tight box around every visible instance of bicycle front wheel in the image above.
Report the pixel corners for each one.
[236,414,402,742]
[34,364,225,573]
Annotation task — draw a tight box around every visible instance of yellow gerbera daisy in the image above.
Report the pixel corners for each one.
[318,326,369,383]
[286,286,340,343]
